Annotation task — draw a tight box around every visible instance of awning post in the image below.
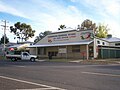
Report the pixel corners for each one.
[86,45,89,60]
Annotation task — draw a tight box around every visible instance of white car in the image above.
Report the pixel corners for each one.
[6,52,37,62]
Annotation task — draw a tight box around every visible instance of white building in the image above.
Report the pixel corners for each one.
[28,29,120,60]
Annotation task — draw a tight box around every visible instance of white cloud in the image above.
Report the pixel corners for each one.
[0,0,120,42]
[78,0,120,17]
[75,0,120,38]
[106,20,120,38]
[70,0,78,2]
[24,2,88,32]
[67,5,80,14]
[0,1,28,19]
[0,21,17,43]
[101,0,120,16]
[0,0,86,30]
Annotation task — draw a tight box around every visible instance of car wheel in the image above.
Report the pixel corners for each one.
[30,58,35,62]
[14,58,17,61]
[11,58,17,61]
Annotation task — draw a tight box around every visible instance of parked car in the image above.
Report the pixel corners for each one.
[6,52,37,62]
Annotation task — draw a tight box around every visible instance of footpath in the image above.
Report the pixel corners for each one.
[69,59,120,64]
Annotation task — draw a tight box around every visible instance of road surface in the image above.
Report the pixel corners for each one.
[0,60,120,90]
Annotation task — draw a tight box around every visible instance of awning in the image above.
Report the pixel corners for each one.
[9,44,30,50]
[28,40,93,48]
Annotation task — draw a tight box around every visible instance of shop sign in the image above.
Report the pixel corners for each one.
[80,32,94,40]
[59,48,66,53]
[48,33,76,42]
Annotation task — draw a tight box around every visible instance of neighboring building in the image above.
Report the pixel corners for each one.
[28,29,120,60]
[97,35,120,59]
[0,42,17,55]
[8,41,33,49]
[6,41,33,54]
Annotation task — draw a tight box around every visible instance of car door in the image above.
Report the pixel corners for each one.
[22,52,30,60]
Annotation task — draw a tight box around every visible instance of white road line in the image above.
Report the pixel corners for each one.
[81,72,120,77]
[16,66,26,67]
[17,88,61,90]
[0,75,66,90]
[12,65,26,68]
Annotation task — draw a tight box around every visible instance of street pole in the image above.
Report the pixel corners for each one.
[1,20,9,57]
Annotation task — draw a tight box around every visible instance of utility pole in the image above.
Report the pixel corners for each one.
[1,20,9,56]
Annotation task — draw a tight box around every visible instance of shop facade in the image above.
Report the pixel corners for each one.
[29,29,120,59]
[29,29,96,60]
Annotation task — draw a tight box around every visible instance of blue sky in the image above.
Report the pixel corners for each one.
[0,0,120,42]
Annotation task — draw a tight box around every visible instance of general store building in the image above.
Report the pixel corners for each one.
[29,29,120,60]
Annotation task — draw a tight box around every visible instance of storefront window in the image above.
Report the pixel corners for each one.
[48,52,58,56]
[38,48,46,55]
[72,45,80,52]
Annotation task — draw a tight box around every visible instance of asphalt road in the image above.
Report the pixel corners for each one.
[0,59,120,90]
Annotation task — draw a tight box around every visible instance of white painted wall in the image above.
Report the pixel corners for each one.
[36,30,94,45]
[95,38,109,46]
[94,38,110,58]
[109,43,115,46]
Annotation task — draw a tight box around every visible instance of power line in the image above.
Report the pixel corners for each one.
[1,20,9,52]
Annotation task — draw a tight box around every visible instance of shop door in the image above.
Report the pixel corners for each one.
[89,46,93,58]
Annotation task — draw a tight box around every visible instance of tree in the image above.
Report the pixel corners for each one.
[80,19,110,38]
[0,35,9,44]
[34,31,52,43]
[10,22,35,42]
[81,19,97,31]
[34,36,40,43]
[96,24,109,38]
[58,25,66,30]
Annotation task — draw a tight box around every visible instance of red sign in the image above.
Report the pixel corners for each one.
[9,48,14,51]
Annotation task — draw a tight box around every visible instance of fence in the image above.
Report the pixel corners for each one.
[98,47,120,59]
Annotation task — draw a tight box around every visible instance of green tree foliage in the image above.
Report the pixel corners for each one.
[34,36,40,43]
[96,24,109,38]
[0,35,9,44]
[81,19,110,38]
[10,22,35,42]
[58,25,66,30]
[34,31,52,43]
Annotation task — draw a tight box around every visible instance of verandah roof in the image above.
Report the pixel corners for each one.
[28,40,93,48]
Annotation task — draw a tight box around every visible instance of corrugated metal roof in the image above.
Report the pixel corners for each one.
[101,37,120,42]
[52,28,75,33]
[28,40,93,48]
